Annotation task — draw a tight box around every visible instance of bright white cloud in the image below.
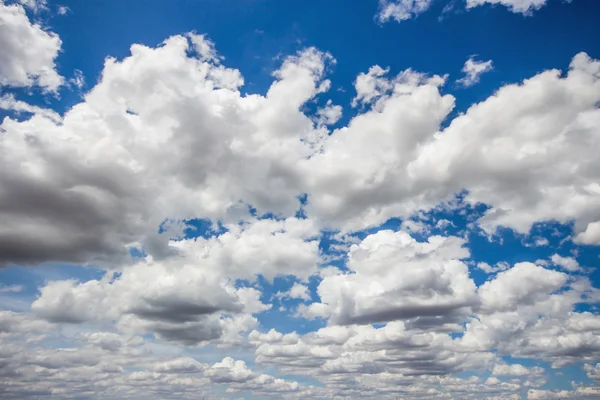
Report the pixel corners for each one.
[1,27,600,399]
[0,0,63,91]
[288,282,312,301]
[0,35,329,266]
[457,56,494,87]
[303,229,476,325]
[409,52,600,242]
[551,253,581,271]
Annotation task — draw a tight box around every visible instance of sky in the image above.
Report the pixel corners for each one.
[1,0,600,399]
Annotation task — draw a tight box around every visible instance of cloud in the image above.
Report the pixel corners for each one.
[0,34,329,266]
[477,262,568,311]
[528,386,600,399]
[0,0,63,91]
[466,0,550,14]
[1,30,600,399]
[456,56,494,87]
[0,284,23,293]
[493,362,545,377]
[3,30,600,267]
[408,52,600,242]
[377,0,434,23]
[551,253,581,271]
[287,282,312,301]
[303,229,476,325]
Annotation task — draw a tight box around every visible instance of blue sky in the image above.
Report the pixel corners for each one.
[1,0,600,399]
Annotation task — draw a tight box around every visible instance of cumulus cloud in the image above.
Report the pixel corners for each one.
[303,229,476,325]
[551,253,581,271]
[3,31,600,266]
[29,226,299,343]
[286,282,312,301]
[1,28,600,399]
[457,56,493,87]
[0,0,63,91]
[0,34,329,266]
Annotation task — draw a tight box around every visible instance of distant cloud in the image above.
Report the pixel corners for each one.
[457,56,493,87]
[376,0,434,23]
[466,0,550,15]
[0,284,23,293]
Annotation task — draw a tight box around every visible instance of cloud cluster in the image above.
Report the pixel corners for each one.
[3,29,600,266]
[0,8,599,398]
[0,316,312,399]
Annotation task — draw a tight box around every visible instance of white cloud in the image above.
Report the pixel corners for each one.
[457,56,493,87]
[466,0,549,14]
[377,0,434,23]
[205,357,253,383]
[4,31,600,266]
[315,99,342,126]
[0,35,329,266]
[288,282,312,301]
[0,0,63,91]
[528,386,600,399]
[1,30,600,399]
[478,262,568,312]
[303,229,476,325]
[16,0,47,13]
[0,93,61,121]
[68,69,85,89]
[476,261,510,274]
[493,362,545,377]
[575,220,600,245]
[551,253,581,271]
[0,284,23,293]
[56,4,69,15]
[409,52,600,242]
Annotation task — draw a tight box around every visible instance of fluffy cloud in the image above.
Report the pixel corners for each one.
[303,229,476,325]
[377,0,434,23]
[27,215,322,344]
[0,0,63,91]
[287,282,312,301]
[457,56,494,87]
[551,253,581,271]
[477,262,568,311]
[0,34,328,266]
[3,30,600,266]
[409,53,600,242]
[1,26,600,399]
[493,362,545,377]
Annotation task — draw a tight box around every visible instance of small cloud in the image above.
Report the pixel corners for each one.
[476,261,510,274]
[0,284,24,293]
[377,0,434,24]
[69,69,86,90]
[17,0,47,13]
[456,56,493,88]
[275,282,312,302]
[57,5,70,15]
[550,253,580,272]
[316,100,342,126]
